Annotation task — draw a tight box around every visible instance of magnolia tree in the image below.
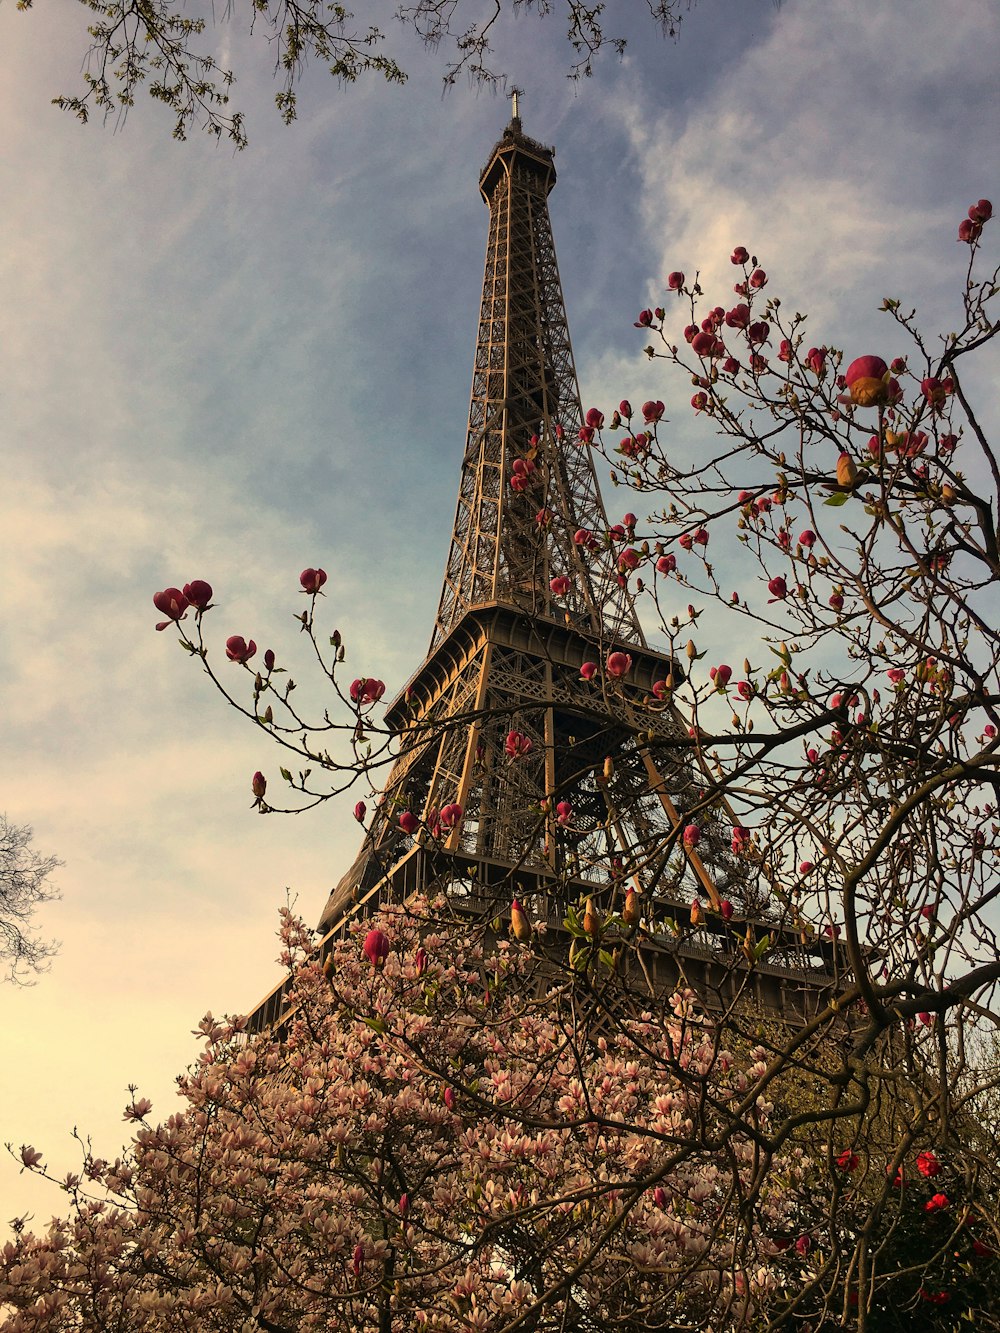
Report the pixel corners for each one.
[5,901,998,1331]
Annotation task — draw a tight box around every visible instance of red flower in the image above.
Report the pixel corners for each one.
[925,1192,949,1213]
[710,664,732,688]
[619,399,632,418]
[585,407,604,429]
[363,928,390,968]
[299,567,328,594]
[505,730,533,759]
[225,635,257,663]
[606,651,633,679]
[550,575,571,596]
[837,1149,859,1172]
[682,824,700,848]
[153,587,189,626]
[580,662,598,682]
[636,309,654,327]
[916,1151,940,1178]
[353,801,366,822]
[656,554,676,575]
[767,576,788,600]
[798,529,816,548]
[641,399,665,423]
[182,580,213,610]
[731,246,749,265]
[919,1288,950,1306]
[398,811,420,835]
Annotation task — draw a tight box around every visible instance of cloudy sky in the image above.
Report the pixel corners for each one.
[1,0,996,1226]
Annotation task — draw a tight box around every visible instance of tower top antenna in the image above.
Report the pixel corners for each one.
[511,87,522,123]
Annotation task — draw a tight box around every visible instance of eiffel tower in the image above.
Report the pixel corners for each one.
[248,105,838,1032]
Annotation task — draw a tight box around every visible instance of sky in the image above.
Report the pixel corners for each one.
[1,0,997,1229]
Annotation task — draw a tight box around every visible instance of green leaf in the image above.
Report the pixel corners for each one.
[361,1016,387,1035]
[823,492,849,507]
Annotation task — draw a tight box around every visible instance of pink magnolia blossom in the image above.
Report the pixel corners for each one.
[731,246,749,265]
[641,399,665,423]
[398,811,420,835]
[917,1151,941,1178]
[300,568,328,594]
[225,635,257,663]
[798,529,816,548]
[683,824,700,849]
[549,575,571,596]
[767,576,788,600]
[19,1145,43,1168]
[438,802,463,830]
[585,407,605,430]
[710,664,732,688]
[153,587,189,628]
[251,771,267,805]
[182,579,213,610]
[619,399,633,418]
[580,661,598,681]
[844,355,889,407]
[657,553,677,575]
[667,271,685,291]
[555,801,573,826]
[505,730,533,759]
[635,308,654,327]
[363,928,390,968]
[606,652,633,679]
[353,801,367,822]
[351,678,386,705]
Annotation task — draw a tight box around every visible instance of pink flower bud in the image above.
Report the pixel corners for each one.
[711,663,732,688]
[653,1186,668,1208]
[300,567,328,594]
[723,356,740,375]
[623,512,637,530]
[725,303,750,329]
[641,400,665,423]
[691,391,708,412]
[652,680,668,700]
[617,548,640,572]
[683,824,700,848]
[252,771,266,800]
[667,271,685,291]
[555,800,573,826]
[443,1085,456,1109]
[414,947,428,976]
[182,580,213,610]
[363,928,390,968]
[798,529,816,548]
[844,355,889,407]
[731,826,749,853]
[720,899,734,921]
[606,651,633,679]
[731,246,749,265]
[263,648,276,671]
[352,1243,364,1276]
[656,553,676,575]
[958,217,981,243]
[619,400,632,419]
[353,801,366,822]
[153,587,189,622]
[767,576,788,600]
[585,407,604,430]
[225,635,257,663]
[969,198,992,222]
[798,861,813,875]
[549,575,571,596]
[398,811,419,835]
[636,309,654,327]
[691,330,715,356]
[580,662,598,681]
[748,320,770,345]
[749,268,766,288]
[805,346,827,376]
[535,507,552,528]
[439,802,463,829]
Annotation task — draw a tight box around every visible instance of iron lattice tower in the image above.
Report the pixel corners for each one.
[249,112,838,1032]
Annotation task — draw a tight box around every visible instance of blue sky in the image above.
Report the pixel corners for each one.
[1,0,997,1226]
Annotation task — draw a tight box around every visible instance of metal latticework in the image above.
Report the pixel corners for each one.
[431,119,643,651]
[247,114,840,1035]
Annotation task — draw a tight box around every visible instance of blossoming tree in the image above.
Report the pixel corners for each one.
[5,902,997,1330]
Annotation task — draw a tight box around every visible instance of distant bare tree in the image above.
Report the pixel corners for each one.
[0,815,61,983]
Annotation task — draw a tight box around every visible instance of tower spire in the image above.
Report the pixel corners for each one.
[430,112,643,652]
